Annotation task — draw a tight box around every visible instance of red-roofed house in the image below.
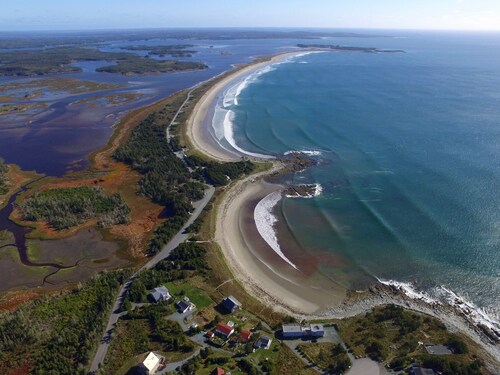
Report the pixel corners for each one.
[240,329,252,343]
[215,322,235,338]
[210,368,225,375]
[205,331,215,339]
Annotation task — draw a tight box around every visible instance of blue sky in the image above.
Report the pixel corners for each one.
[1,0,500,31]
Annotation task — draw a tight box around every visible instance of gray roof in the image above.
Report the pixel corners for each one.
[149,286,170,301]
[176,299,193,311]
[254,335,272,348]
[282,324,303,333]
[425,344,452,355]
[310,324,324,332]
[226,295,242,306]
[411,367,435,375]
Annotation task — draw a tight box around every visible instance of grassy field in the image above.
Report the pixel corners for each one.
[165,281,214,310]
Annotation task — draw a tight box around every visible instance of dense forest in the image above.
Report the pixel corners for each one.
[0,46,206,76]
[119,44,197,57]
[114,107,253,256]
[186,154,254,186]
[20,186,130,230]
[0,271,130,374]
[0,159,8,195]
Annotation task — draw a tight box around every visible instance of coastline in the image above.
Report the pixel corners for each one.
[184,51,500,364]
[186,51,311,162]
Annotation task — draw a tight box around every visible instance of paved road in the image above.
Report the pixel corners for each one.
[88,186,215,374]
[166,85,199,142]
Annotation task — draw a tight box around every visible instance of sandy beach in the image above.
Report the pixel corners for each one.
[185,51,500,365]
[186,51,308,162]
[214,165,347,315]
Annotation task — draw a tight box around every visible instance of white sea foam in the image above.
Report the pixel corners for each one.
[285,184,323,199]
[378,278,500,332]
[284,150,323,156]
[221,109,273,159]
[254,191,299,270]
[215,52,326,159]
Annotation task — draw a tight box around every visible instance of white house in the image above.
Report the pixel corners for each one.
[139,352,162,375]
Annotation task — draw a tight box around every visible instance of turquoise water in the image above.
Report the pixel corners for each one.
[224,33,500,329]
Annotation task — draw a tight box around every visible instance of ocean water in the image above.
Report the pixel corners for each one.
[219,32,500,330]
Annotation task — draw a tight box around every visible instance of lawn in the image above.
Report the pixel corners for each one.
[165,281,214,310]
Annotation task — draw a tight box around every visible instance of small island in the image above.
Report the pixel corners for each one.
[120,44,198,57]
[297,43,405,53]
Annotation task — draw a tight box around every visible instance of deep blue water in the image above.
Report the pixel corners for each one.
[227,32,500,329]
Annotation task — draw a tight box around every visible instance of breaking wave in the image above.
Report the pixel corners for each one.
[254,191,299,270]
[378,278,500,333]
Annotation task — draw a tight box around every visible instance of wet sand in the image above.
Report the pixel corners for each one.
[214,167,347,315]
[185,50,349,314]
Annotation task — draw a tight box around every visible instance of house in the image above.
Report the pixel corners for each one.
[148,286,171,303]
[240,329,252,343]
[253,335,272,350]
[282,324,303,339]
[138,352,162,375]
[215,322,235,338]
[424,343,452,355]
[409,364,435,375]
[205,331,215,339]
[308,324,325,337]
[210,368,225,375]
[221,295,242,313]
[175,296,195,314]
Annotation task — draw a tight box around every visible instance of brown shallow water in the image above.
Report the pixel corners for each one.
[238,179,347,312]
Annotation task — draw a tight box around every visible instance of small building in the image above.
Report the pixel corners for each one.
[240,329,252,343]
[282,324,303,339]
[221,295,242,313]
[148,286,171,303]
[410,364,435,375]
[138,352,162,375]
[205,331,215,339]
[253,335,272,350]
[215,322,235,338]
[210,368,225,375]
[308,324,325,337]
[424,343,452,355]
[176,297,195,314]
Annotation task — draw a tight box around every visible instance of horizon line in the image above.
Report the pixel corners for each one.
[1,26,500,34]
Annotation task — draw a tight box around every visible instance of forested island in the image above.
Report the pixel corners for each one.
[120,44,198,57]
[297,43,405,53]
[0,46,207,76]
